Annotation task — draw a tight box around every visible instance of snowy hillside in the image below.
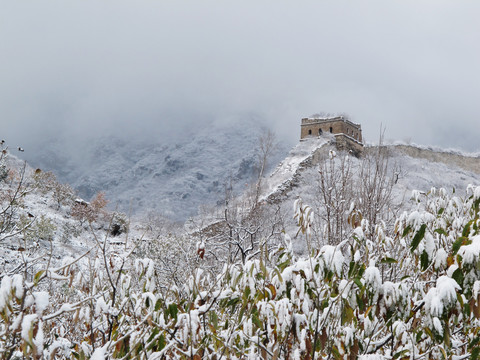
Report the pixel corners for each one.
[21,118,292,220]
[220,138,480,253]
[0,154,137,273]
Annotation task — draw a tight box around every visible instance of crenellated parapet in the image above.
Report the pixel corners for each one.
[300,115,363,156]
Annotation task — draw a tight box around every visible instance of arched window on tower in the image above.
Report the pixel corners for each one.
[318,128,322,135]
[308,129,312,135]
[329,127,333,133]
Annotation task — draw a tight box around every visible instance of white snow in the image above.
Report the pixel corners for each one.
[319,245,344,275]
[263,137,329,199]
[358,355,386,360]
[21,314,37,341]
[435,248,448,269]
[33,291,49,315]
[433,316,443,335]
[12,274,24,299]
[364,263,382,294]
[0,276,12,311]
[424,276,461,317]
[33,320,44,355]
[457,235,480,265]
[90,345,107,360]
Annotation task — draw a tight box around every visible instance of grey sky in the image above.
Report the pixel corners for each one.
[1,1,479,152]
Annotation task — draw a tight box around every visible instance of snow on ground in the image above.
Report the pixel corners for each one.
[0,154,145,274]
[262,136,330,200]
[255,140,480,254]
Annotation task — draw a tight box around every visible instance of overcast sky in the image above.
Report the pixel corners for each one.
[1,1,479,152]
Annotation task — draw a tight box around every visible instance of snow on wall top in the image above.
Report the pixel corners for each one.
[262,137,330,200]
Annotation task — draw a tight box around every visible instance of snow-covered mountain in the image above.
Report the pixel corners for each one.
[263,139,480,209]
[196,136,480,253]
[22,117,292,220]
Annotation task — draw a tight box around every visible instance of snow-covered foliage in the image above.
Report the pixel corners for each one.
[2,166,480,358]
[2,141,480,359]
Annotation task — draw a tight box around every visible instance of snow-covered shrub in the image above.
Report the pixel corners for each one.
[2,184,480,359]
[33,169,75,209]
[18,214,56,242]
[71,192,109,225]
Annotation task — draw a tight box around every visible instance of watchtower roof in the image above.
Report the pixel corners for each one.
[301,116,361,129]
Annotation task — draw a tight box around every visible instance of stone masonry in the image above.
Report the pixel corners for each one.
[300,116,364,156]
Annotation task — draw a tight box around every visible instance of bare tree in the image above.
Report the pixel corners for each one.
[0,145,32,243]
[314,149,355,245]
[314,130,399,246]
[253,128,278,208]
[354,131,398,238]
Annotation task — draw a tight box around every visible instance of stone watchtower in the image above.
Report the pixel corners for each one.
[300,115,364,156]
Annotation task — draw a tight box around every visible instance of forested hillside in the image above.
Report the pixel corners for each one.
[21,118,290,220]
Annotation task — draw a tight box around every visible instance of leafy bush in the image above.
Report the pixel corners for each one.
[2,186,480,359]
[19,214,57,242]
[71,192,108,225]
[33,170,75,209]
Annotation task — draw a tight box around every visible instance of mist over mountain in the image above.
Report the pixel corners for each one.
[23,116,292,220]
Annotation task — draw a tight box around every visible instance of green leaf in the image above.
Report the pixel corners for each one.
[168,303,178,320]
[238,305,246,323]
[227,297,240,310]
[320,298,330,311]
[243,286,251,300]
[353,277,363,289]
[463,220,473,237]
[393,349,409,359]
[34,270,45,285]
[348,261,355,277]
[420,251,429,271]
[157,334,166,351]
[274,268,284,283]
[252,312,262,329]
[147,327,160,344]
[331,345,342,360]
[381,257,398,264]
[356,293,365,313]
[472,347,480,360]
[341,303,354,325]
[415,330,423,343]
[358,264,366,277]
[402,225,412,237]
[210,311,218,329]
[434,228,447,236]
[452,268,464,289]
[154,299,163,312]
[410,224,427,252]
[437,207,445,215]
[452,237,466,255]
[475,198,480,215]
[470,337,480,359]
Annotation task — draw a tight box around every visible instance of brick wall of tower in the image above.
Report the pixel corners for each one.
[300,118,362,143]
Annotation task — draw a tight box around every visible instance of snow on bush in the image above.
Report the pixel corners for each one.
[2,185,480,359]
